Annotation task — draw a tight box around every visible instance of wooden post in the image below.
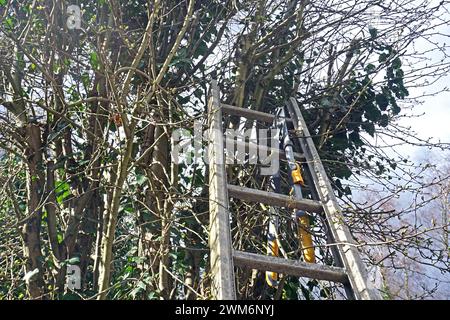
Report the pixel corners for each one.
[208,80,236,300]
[287,98,381,300]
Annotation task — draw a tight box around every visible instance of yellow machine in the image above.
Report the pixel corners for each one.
[265,107,315,288]
[292,163,315,264]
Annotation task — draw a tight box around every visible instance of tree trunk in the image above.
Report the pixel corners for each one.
[22,124,46,299]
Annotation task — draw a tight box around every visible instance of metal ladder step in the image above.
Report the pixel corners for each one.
[221,103,292,124]
[233,251,348,283]
[227,184,323,213]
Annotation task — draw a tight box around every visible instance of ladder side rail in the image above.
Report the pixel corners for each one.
[208,81,236,299]
[290,130,356,299]
[286,98,381,300]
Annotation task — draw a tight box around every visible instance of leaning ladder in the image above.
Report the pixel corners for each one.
[207,81,381,300]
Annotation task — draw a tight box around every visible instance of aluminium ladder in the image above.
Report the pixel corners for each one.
[207,80,381,300]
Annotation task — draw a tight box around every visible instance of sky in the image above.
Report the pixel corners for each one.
[350,13,450,298]
[400,77,450,159]
[392,17,450,160]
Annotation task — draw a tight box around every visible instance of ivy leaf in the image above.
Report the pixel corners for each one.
[379,53,388,63]
[147,292,157,300]
[335,179,342,189]
[365,63,376,73]
[130,281,147,298]
[136,174,147,186]
[29,63,37,72]
[344,186,352,195]
[349,130,363,146]
[389,97,401,115]
[320,97,332,108]
[195,41,209,58]
[369,27,378,39]
[362,122,375,137]
[89,52,99,70]
[67,257,80,265]
[392,57,402,69]
[81,73,90,88]
[178,95,190,104]
[389,162,397,170]
[375,93,389,111]
[3,17,15,29]
[364,104,382,122]
[55,181,71,204]
[193,88,203,99]
[379,114,389,127]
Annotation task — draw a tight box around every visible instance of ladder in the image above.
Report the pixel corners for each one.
[207,80,381,300]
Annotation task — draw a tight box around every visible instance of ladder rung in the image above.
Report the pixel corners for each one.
[221,103,293,124]
[227,184,323,213]
[224,138,304,160]
[233,250,348,283]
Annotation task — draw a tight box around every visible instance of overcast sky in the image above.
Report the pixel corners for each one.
[392,17,450,160]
